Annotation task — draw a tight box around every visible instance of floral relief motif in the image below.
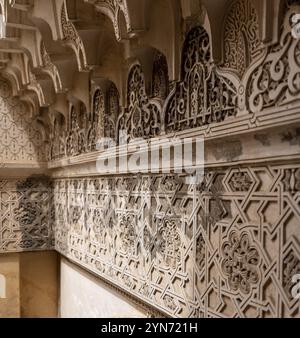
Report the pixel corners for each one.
[223,0,261,77]
[66,105,80,157]
[119,213,136,253]
[119,64,162,140]
[91,208,105,241]
[31,164,300,317]
[247,5,300,113]
[50,114,66,160]
[163,295,177,311]
[160,175,181,193]
[143,226,152,250]
[15,202,38,226]
[165,26,237,133]
[48,83,120,161]
[158,218,181,269]
[221,231,260,294]
[228,171,253,192]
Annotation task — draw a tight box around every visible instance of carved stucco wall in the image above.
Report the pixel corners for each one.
[0,0,300,318]
[52,165,300,318]
[48,2,300,317]
[0,78,45,164]
[0,78,51,254]
[0,177,53,253]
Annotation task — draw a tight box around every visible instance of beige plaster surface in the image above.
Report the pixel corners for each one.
[0,252,59,318]
[60,257,147,318]
[20,251,59,318]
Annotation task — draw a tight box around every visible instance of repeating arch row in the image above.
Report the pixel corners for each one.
[47,1,300,161]
[0,0,299,158]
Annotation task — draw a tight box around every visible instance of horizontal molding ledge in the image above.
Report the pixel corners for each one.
[48,122,300,178]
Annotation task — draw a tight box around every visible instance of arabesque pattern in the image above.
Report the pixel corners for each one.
[52,164,300,318]
[0,78,45,163]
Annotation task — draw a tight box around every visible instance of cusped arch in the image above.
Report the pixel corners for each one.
[90,78,120,146]
[164,24,238,133]
[119,62,163,141]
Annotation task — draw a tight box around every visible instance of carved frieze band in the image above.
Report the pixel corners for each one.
[1,164,299,317]
[51,163,300,318]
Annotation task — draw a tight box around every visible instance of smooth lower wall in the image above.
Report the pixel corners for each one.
[0,253,20,318]
[60,257,147,318]
[20,251,59,318]
[0,251,59,318]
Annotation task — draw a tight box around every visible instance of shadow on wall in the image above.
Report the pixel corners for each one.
[14,176,54,252]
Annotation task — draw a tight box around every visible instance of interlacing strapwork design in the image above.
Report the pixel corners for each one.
[0,78,45,163]
[0,177,53,252]
[53,164,300,318]
[89,89,105,151]
[221,231,260,294]
[66,105,80,156]
[165,26,238,133]
[223,0,261,77]
[50,114,65,160]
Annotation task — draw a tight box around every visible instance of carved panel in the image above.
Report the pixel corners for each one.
[66,105,80,157]
[105,83,119,140]
[48,82,121,161]
[247,5,300,113]
[88,89,105,151]
[223,0,261,77]
[50,114,66,160]
[165,26,238,133]
[0,77,45,163]
[53,163,300,318]
[0,177,53,253]
[119,64,162,140]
